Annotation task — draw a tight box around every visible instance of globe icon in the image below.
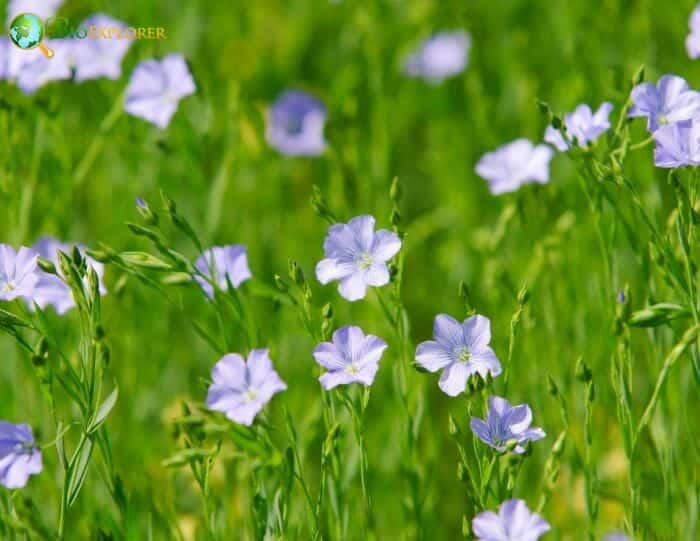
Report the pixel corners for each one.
[8,13,44,50]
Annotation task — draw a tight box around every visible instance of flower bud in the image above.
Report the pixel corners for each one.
[517,284,530,305]
[391,209,401,227]
[551,115,562,130]
[37,257,57,275]
[390,177,402,202]
[546,375,559,396]
[462,515,470,538]
[274,274,288,292]
[457,462,469,482]
[552,431,566,456]
[321,303,333,320]
[288,260,305,286]
[448,414,460,437]
[575,356,592,382]
[632,64,645,86]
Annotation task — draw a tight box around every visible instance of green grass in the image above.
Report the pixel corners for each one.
[1,0,700,539]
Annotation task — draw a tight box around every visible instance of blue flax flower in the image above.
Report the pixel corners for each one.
[194,245,252,299]
[470,396,545,454]
[206,349,287,426]
[30,237,107,315]
[124,54,196,129]
[313,326,388,389]
[266,90,327,156]
[0,421,43,489]
[687,6,700,59]
[316,215,401,302]
[404,30,470,83]
[475,139,553,195]
[628,75,700,133]
[0,244,39,302]
[7,0,63,21]
[415,314,501,397]
[472,499,550,541]
[72,14,133,82]
[652,119,700,168]
[544,102,613,151]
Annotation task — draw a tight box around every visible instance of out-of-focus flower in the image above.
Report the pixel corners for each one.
[472,499,550,541]
[313,326,387,389]
[544,102,613,151]
[404,30,470,83]
[72,14,132,82]
[124,54,196,128]
[652,119,700,168]
[266,90,327,156]
[0,421,43,489]
[415,314,501,397]
[687,6,700,59]
[205,349,287,426]
[601,533,630,541]
[475,139,553,195]
[7,0,63,21]
[0,245,39,302]
[15,39,73,94]
[628,75,700,132]
[470,396,546,454]
[30,237,107,315]
[316,215,401,302]
[194,245,252,298]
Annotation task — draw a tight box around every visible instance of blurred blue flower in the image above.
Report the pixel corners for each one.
[416,314,501,397]
[404,31,470,83]
[475,139,553,195]
[628,75,700,132]
[206,349,287,426]
[0,421,42,490]
[652,119,700,168]
[602,533,630,541]
[544,102,613,151]
[194,245,252,298]
[0,244,39,302]
[266,90,327,156]
[472,499,550,541]
[313,326,387,389]
[30,237,107,315]
[470,395,546,454]
[15,39,73,94]
[316,215,401,302]
[687,6,700,59]
[72,14,132,82]
[7,0,63,21]
[124,54,196,129]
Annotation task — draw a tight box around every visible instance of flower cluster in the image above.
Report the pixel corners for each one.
[0,240,106,312]
[1,4,196,129]
[628,74,700,168]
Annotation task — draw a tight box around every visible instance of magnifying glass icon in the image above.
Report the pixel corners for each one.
[8,13,54,58]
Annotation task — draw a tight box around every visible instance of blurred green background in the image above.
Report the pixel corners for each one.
[2,0,699,539]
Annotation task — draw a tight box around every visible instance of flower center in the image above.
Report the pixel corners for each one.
[13,441,34,455]
[243,389,259,402]
[454,346,471,362]
[358,253,373,270]
[658,114,668,125]
[1,281,16,293]
[345,362,360,375]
